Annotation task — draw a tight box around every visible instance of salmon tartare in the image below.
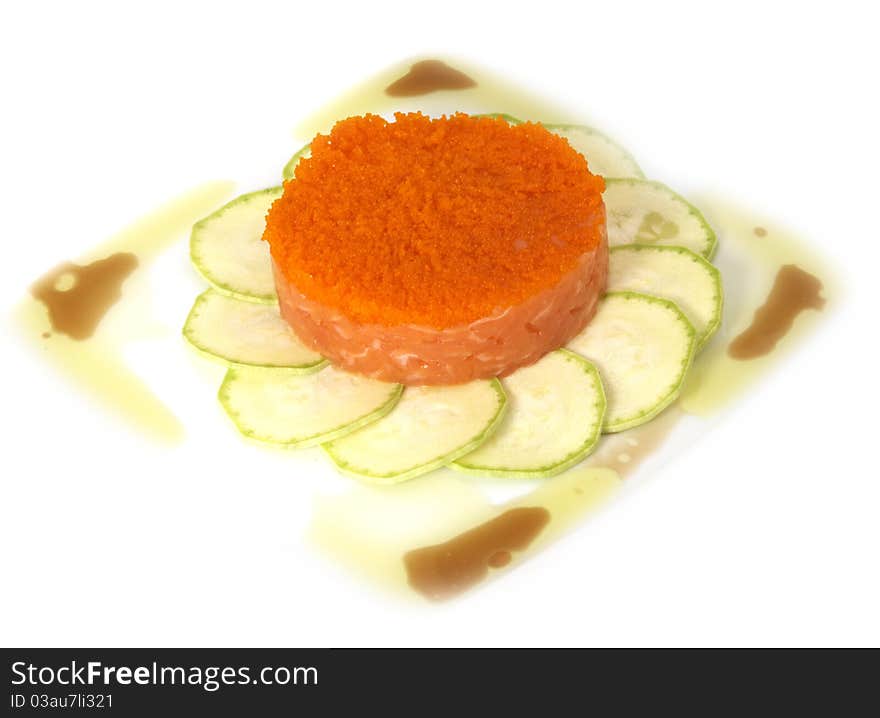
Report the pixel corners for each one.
[264,112,607,385]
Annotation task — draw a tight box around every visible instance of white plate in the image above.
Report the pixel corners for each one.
[3,15,876,646]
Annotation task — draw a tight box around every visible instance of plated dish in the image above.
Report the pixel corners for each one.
[184,110,722,484]
[19,58,831,601]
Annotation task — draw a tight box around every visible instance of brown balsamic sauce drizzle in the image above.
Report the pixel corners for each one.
[403,506,550,601]
[30,252,139,340]
[385,60,476,97]
[728,264,824,360]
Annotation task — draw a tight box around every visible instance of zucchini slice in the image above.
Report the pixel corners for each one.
[190,187,281,302]
[450,350,605,478]
[324,379,507,484]
[219,366,402,447]
[608,245,723,348]
[543,123,644,179]
[472,112,522,124]
[281,143,312,181]
[183,289,325,371]
[567,292,696,432]
[604,178,717,259]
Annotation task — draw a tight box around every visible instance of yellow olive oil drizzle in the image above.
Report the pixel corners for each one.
[680,195,835,415]
[291,57,576,144]
[13,56,834,601]
[301,60,835,601]
[16,181,235,442]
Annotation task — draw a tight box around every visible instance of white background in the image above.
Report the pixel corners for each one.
[2,1,878,647]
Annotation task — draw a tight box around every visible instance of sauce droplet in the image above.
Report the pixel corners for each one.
[728,264,824,360]
[403,506,550,600]
[754,226,768,237]
[29,253,138,341]
[487,550,512,568]
[385,60,476,97]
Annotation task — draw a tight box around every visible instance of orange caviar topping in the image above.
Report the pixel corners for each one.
[265,112,605,328]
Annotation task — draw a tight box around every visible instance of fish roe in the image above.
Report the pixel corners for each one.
[265,112,606,329]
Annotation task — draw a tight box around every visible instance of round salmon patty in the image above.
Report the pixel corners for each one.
[265,113,607,385]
